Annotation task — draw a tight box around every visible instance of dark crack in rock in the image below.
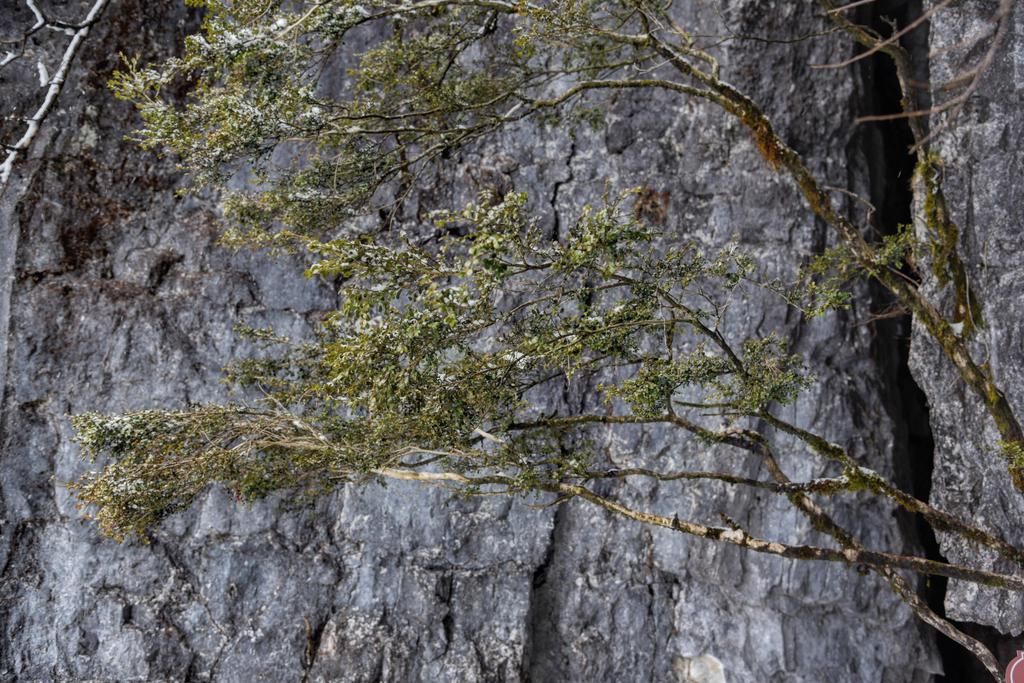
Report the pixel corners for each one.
[910,0,1024,647]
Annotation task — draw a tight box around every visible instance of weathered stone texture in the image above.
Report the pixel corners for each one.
[10,0,1021,680]
[912,0,1024,637]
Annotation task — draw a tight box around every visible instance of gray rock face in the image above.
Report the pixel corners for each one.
[911,0,1024,642]
[3,0,1019,680]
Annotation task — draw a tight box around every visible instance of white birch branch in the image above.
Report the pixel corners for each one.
[0,0,111,190]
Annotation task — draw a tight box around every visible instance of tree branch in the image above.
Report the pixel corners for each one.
[0,0,111,190]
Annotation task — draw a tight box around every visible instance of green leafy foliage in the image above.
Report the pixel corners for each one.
[75,181,814,538]
[76,0,962,544]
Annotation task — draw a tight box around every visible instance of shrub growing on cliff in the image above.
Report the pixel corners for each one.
[71,1,1023,677]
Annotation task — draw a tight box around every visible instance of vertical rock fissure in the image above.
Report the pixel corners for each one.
[853,1,968,678]
[522,502,567,682]
[854,0,1024,677]
[549,140,577,241]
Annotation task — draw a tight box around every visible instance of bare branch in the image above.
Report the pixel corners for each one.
[0,0,111,190]
[550,480,1024,592]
